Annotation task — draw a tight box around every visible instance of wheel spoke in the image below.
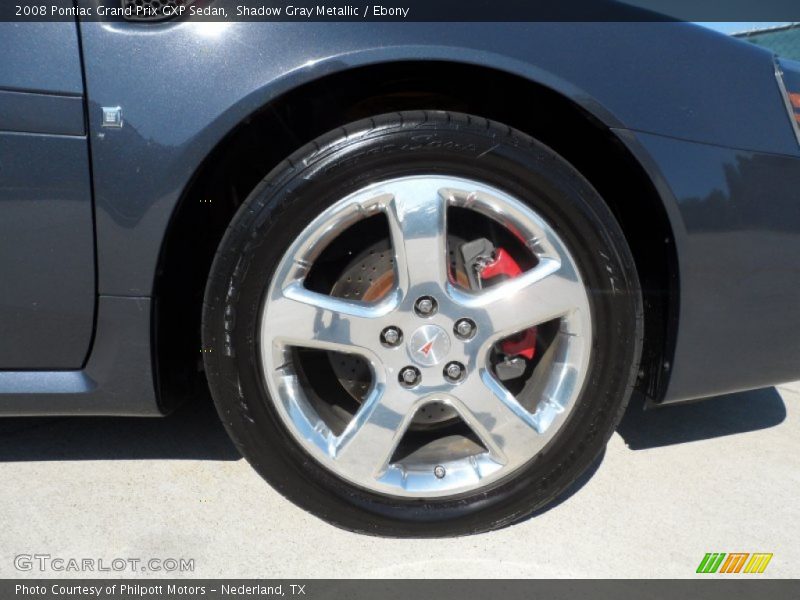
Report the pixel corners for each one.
[385,181,449,292]
[452,258,589,339]
[262,282,388,354]
[333,385,415,481]
[454,371,547,465]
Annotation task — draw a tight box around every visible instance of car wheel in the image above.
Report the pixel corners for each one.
[202,111,642,536]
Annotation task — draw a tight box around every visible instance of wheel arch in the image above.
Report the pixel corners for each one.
[153,59,679,410]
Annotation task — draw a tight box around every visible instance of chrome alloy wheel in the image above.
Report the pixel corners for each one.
[259,175,592,498]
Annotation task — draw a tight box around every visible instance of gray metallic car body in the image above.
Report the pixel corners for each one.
[1,18,799,416]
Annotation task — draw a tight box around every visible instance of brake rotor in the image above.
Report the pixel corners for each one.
[329,239,466,428]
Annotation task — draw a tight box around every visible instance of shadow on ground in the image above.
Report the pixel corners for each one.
[0,391,239,462]
[617,386,786,450]
[524,447,606,520]
[517,385,787,522]
[0,386,786,466]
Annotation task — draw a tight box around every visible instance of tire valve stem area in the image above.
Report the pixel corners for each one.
[459,238,537,382]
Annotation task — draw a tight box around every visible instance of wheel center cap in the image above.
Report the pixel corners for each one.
[407,324,451,366]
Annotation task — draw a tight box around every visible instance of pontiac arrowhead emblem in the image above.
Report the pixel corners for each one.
[418,337,437,357]
[407,325,450,366]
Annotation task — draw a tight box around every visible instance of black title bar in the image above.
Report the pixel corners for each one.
[5,0,800,22]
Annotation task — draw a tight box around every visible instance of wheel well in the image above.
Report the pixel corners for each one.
[153,61,678,410]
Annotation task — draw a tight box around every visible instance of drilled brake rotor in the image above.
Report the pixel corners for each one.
[329,238,466,428]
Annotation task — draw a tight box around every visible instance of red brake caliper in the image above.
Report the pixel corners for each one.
[478,248,537,362]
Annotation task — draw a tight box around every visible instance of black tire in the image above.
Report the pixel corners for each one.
[202,111,642,537]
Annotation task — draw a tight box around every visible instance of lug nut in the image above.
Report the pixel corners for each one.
[400,366,421,387]
[454,318,476,339]
[414,296,437,317]
[381,326,402,346]
[444,361,465,383]
[417,298,434,314]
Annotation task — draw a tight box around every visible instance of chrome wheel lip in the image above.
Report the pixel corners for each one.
[259,175,593,498]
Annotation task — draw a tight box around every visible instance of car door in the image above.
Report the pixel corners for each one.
[0,22,95,368]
